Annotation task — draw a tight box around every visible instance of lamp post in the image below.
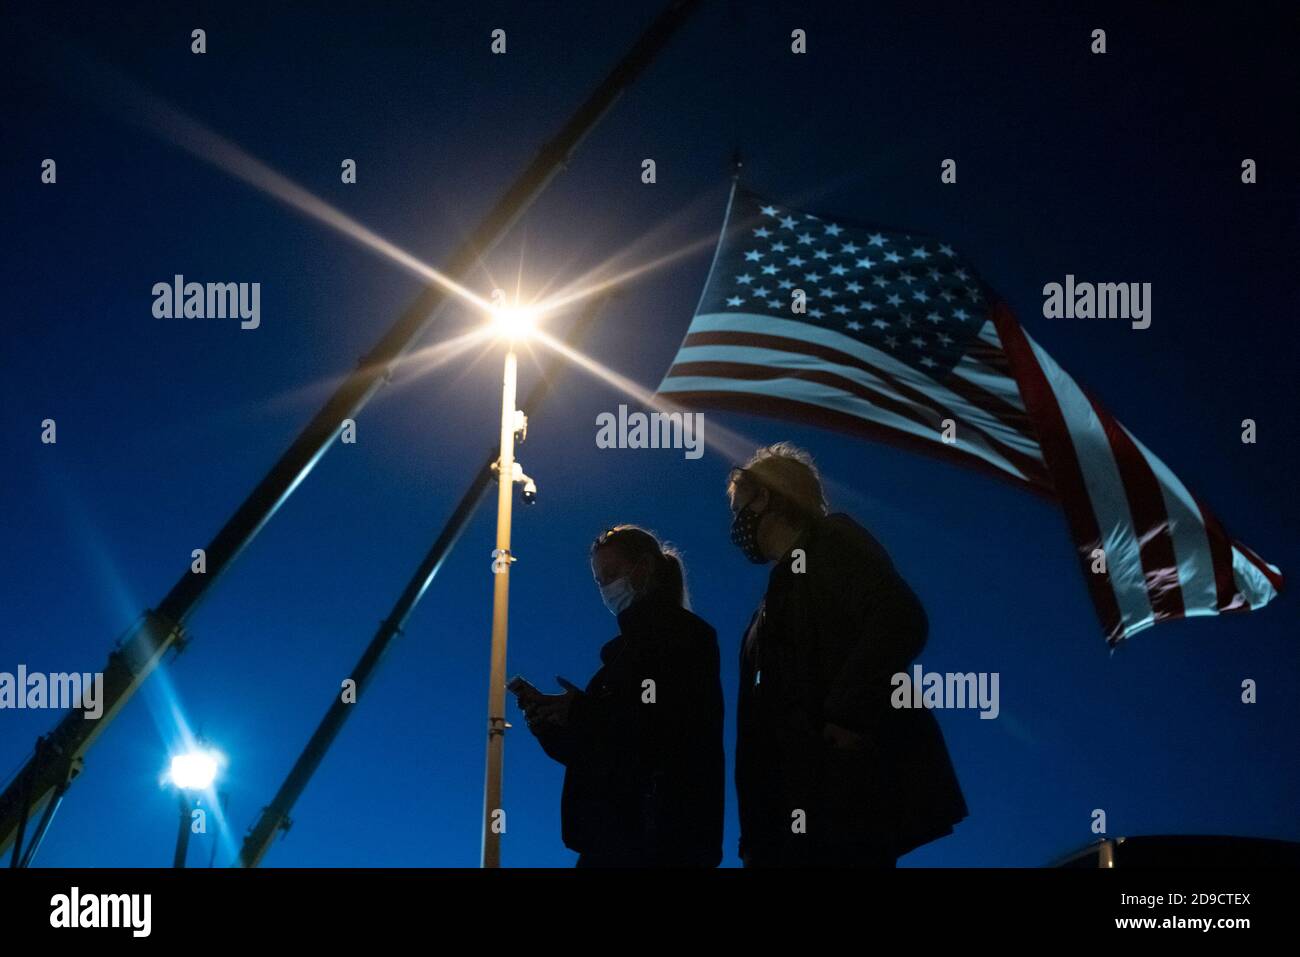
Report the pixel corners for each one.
[481,303,538,869]
[173,790,192,869]
[166,747,221,868]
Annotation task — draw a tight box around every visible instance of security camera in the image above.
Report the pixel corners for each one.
[511,462,538,505]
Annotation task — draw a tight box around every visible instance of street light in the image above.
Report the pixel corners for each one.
[166,746,222,868]
[490,301,538,341]
[480,296,539,868]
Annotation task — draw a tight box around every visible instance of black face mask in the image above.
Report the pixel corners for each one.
[730,505,768,564]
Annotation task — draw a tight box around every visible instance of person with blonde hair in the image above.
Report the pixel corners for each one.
[520,525,724,867]
[727,442,967,867]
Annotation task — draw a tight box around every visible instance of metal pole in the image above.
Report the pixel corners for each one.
[0,0,703,857]
[17,781,68,868]
[481,348,519,869]
[238,458,498,868]
[7,737,41,868]
[238,299,609,868]
[173,792,191,869]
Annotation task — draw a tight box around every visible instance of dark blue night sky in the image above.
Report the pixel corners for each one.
[1,1,1296,867]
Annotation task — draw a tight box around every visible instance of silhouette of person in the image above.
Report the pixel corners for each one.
[727,443,968,867]
[521,525,724,867]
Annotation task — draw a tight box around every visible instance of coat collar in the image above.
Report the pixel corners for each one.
[614,586,678,638]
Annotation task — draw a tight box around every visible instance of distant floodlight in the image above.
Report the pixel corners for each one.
[168,749,221,791]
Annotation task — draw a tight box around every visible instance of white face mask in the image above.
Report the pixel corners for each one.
[598,577,638,616]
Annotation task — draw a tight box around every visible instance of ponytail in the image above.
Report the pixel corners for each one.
[655,547,689,610]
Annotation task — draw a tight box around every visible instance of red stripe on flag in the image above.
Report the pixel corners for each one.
[658,389,1058,500]
[967,342,1014,371]
[988,300,1128,644]
[682,329,1038,441]
[1194,497,1248,613]
[667,359,1054,491]
[1234,539,1285,593]
[941,364,1038,439]
[1085,395,1186,624]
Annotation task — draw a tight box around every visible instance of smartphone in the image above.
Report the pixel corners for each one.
[507,675,542,701]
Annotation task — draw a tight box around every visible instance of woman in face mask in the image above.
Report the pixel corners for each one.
[726,443,967,868]
[519,525,725,867]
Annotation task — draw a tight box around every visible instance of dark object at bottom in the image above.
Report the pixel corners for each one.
[1053,835,1300,868]
[743,843,898,868]
[576,850,714,868]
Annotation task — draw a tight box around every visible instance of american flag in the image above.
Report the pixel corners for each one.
[656,187,1282,645]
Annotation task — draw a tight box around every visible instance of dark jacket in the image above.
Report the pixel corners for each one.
[735,512,967,863]
[534,590,724,866]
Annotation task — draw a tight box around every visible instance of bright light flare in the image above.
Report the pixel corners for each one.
[526,230,720,322]
[532,328,758,463]
[54,49,494,316]
[167,749,223,791]
[490,303,539,341]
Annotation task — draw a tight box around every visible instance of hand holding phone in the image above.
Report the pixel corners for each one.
[507,675,544,705]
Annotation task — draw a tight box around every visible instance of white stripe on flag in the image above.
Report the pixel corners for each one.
[1026,334,1155,636]
[1119,423,1220,616]
[669,313,1043,458]
[670,341,1044,464]
[951,355,1027,413]
[656,373,1033,482]
[977,320,1003,349]
[1232,546,1280,609]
